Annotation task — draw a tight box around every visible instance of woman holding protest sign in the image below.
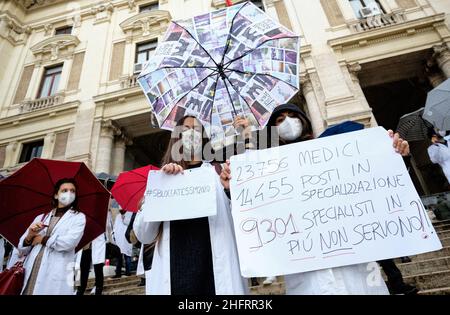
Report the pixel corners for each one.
[220,103,411,295]
[133,115,248,295]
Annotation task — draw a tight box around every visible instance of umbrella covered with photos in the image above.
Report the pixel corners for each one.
[137,1,300,148]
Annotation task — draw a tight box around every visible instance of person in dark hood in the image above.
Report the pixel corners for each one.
[265,103,314,146]
[220,103,410,295]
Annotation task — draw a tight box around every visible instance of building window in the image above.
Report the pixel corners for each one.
[19,140,44,163]
[54,26,73,35]
[139,2,159,13]
[38,65,63,98]
[349,0,385,18]
[135,41,158,64]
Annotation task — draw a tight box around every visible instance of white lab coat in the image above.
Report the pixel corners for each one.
[18,209,86,295]
[285,263,389,295]
[0,237,4,272]
[136,244,145,276]
[113,212,133,257]
[133,163,248,295]
[92,233,106,265]
[428,143,450,183]
[7,247,21,269]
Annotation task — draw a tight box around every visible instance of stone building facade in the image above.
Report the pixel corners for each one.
[0,0,449,194]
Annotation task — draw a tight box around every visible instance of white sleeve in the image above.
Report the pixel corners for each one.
[123,212,132,226]
[428,145,442,164]
[18,214,42,256]
[45,213,86,252]
[133,211,161,245]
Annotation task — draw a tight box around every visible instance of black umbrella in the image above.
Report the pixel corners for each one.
[423,78,450,131]
[396,108,434,142]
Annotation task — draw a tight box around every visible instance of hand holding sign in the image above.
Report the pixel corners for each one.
[143,166,217,222]
[230,127,442,277]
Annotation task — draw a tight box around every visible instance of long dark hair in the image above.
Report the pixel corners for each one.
[160,115,213,168]
[52,178,79,211]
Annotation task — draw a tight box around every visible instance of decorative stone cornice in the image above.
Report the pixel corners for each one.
[0,100,79,127]
[43,23,54,35]
[328,13,446,52]
[346,10,406,33]
[347,62,362,82]
[91,1,114,24]
[300,74,314,94]
[20,92,65,113]
[100,119,121,138]
[115,131,133,146]
[30,34,80,61]
[127,0,136,10]
[120,10,171,37]
[0,14,32,46]
[13,0,66,10]
[433,43,450,62]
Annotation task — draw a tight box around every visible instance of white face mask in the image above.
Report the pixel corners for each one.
[58,192,76,207]
[277,116,303,141]
[182,129,203,156]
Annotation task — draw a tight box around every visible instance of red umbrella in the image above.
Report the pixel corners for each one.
[0,158,110,252]
[111,165,159,213]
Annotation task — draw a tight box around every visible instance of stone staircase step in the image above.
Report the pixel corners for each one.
[404,269,450,291]
[432,220,450,227]
[434,224,450,232]
[437,230,450,239]
[86,278,141,293]
[106,285,146,295]
[397,256,450,276]
[418,287,450,295]
[249,282,285,295]
[84,274,140,287]
[439,237,450,247]
[407,247,450,261]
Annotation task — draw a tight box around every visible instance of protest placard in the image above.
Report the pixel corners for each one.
[143,167,217,222]
[230,127,442,277]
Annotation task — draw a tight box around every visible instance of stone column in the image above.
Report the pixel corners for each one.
[301,74,325,137]
[111,134,132,175]
[25,65,41,100]
[96,120,117,174]
[124,37,134,76]
[433,43,450,78]
[347,62,378,127]
[41,132,56,159]
[58,58,73,94]
[3,141,19,168]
